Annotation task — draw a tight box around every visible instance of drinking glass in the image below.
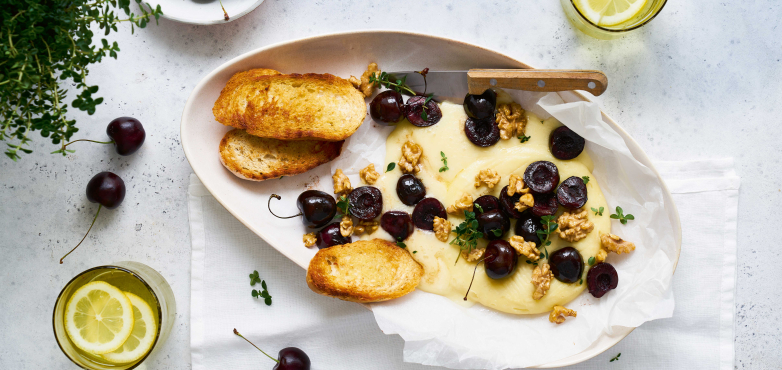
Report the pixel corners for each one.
[561,0,667,39]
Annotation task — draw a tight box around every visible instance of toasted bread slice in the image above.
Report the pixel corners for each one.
[306,239,424,303]
[213,71,367,141]
[219,129,343,181]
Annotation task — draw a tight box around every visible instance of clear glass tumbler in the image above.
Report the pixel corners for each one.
[561,0,668,39]
[53,262,176,369]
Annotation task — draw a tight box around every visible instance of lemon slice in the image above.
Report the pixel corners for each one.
[102,293,158,364]
[574,0,648,27]
[64,281,134,354]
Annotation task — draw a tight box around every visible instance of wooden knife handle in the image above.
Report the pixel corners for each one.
[467,69,608,96]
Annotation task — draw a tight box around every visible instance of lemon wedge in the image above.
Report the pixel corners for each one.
[574,0,648,26]
[64,281,134,354]
[102,293,158,364]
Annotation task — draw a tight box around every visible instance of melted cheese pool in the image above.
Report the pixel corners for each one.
[363,101,610,315]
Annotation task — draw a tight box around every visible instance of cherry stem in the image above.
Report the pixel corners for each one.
[463,256,487,301]
[60,204,102,264]
[62,139,114,150]
[267,194,302,219]
[233,329,278,363]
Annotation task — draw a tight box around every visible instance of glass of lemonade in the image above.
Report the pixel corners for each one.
[561,0,667,39]
[53,262,176,369]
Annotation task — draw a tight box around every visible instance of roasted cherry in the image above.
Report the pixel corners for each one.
[463,89,497,120]
[316,223,352,249]
[549,247,584,283]
[483,240,517,279]
[499,185,524,219]
[370,90,405,124]
[381,211,415,241]
[473,195,500,216]
[514,211,542,245]
[412,197,447,230]
[234,329,311,370]
[531,192,559,217]
[524,161,560,194]
[477,209,510,240]
[396,174,426,206]
[464,117,500,147]
[348,186,383,221]
[268,191,336,228]
[404,95,442,127]
[549,126,585,160]
[60,172,126,264]
[587,262,619,298]
[557,176,588,209]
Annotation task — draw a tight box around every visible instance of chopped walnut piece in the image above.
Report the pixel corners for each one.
[549,305,577,324]
[433,216,451,242]
[359,163,380,185]
[447,193,474,214]
[532,263,553,300]
[340,216,354,237]
[350,62,380,97]
[462,248,485,262]
[303,233,317,248]
[332,169,352,196]
[398,141,423,174]
[595,248,608,263]
[507,174,531,196]
[496,103,527,140]
[354,220,379,235]
[509,235,540,261]
[600,233,636,254]
[514,193,535,213]
[557,208,595,242]
[474,169,501,189]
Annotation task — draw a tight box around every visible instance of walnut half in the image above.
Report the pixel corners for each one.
[475,169,501,189]
[496,103,527,140]
[399,141,423,174]
[349,62,380,97]
[532,263,553,300]
[557,208,594,242]
[433,216,451,242]
[354,220,379,235]
[462,248,485,262]
[447,193,474,214]
[360,163,379,185]
[549,305,577,324]
[332,169,352,196]
[600,233,636,254]
[340,216,354,237]
[303,233,317,248]
[509,235,540,261]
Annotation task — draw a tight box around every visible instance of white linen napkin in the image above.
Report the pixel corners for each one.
[188,158,738,369]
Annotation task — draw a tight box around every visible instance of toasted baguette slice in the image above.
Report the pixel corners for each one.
[306,239,424,303]
[212,71,367,141]
[219,129,343,181]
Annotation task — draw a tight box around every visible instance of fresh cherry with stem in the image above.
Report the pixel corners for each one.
[60,172,126,264]
[234,329,311,370]
[268,191,336,229]
[58,117,145,156]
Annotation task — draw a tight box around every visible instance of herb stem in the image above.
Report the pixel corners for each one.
[60,204,101,264]
[233,329,279,363]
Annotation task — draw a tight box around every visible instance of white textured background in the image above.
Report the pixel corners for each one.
[1,0,780,369]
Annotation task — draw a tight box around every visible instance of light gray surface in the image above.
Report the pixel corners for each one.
[0,1,780,369]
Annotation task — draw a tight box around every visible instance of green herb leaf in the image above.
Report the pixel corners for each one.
[264,297,272,306]
[396,239,407,249]
[474,204,484,213]
[336,195,350,216]
[369,73,416,95]
[588,256,596,266]
[386,162,396,172]
[610,206,634,224]
[413,251,417,254]
[492,229,502,237]
[518,135,531,143]
[439,151,449,172]
[581,176,590,185]
[579,279,583,285]
[450,210,484,264]
[609,353,621,362]
[251,290,259,298]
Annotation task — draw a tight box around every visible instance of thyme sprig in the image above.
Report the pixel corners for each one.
[438,151,449,172]
[610,206,635,224]
[369,72,416,96]
[535,215,558,257]
[450,210,484,264]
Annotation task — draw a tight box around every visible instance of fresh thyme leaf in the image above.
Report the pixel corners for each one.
[579,279,583,285]
[536,216,558,258]
[609,353,621,362]
[610,206,634,225]
[439,151,449,172]
[474,204,484,213]
[264,297,272,306]
[386,162,396,172]
[591,206,604,216]
[450,210,483,264]
[582,176,590,185]
[588,256,596,266]
[369,72,416,95]
[424,93,434,105]
[396,240,407,248]
[249,271,271,305]
[336,195,350,216]
[492,229,502,237]
[421,109,428,120]
[249,271,261,286]
[251,290,258,297]
[413,251,417,254]
[518,135,531,143]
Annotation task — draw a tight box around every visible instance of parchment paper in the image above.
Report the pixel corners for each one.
[328,90,677,369]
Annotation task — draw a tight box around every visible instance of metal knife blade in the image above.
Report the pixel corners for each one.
[384,70,468,102]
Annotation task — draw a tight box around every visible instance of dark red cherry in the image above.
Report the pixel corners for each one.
[524,161,560,194]
[557,176,588,210]
[463,89,497,120]
[107,117,146,156]
[483,240,517,279]
[587,262,619,298]
[549,126,585,160]
[396,174,426,206]
[316,223,351,249]
[370,90,405,124]
[411,197,447,230]
[514,211,542,246]
[464,117,500,147]
[498,185,524,219]
[549,247,584,283]
[86,172,126,208]
[380,211,414,241]
[275,347,311,370]
[347,186,383,221]
[473,195,500,216]
[531,192,559,217]
[296,190,337,228]
[477,209,509,240]
[404,95,442,127]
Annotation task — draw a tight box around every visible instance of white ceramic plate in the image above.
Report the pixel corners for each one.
[180,31,682,368]
[146,0,264,25]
